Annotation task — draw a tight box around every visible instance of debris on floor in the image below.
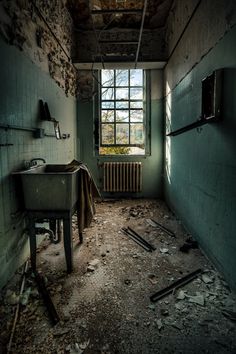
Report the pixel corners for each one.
[0,199,236,354]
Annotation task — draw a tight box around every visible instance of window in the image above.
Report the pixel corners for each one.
[98,69,146,155]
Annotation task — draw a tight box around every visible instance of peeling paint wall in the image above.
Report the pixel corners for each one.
[164,0,236,290]
[0,0,78,96]
[77,70,95,102]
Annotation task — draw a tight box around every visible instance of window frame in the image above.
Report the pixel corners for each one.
[94,69,151,156]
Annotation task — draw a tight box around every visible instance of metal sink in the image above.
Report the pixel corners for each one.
[13,164,80,211]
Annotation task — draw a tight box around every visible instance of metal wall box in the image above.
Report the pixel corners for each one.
[201,69,223,121]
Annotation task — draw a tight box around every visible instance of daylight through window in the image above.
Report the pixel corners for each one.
[99,69,145,155]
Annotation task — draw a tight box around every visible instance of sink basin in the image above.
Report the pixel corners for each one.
[13,164,80,211]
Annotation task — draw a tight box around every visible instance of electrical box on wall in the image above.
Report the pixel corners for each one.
[201,69,223,121]
[167,69,224,137]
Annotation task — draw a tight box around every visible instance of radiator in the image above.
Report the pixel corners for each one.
[103,162,142,192]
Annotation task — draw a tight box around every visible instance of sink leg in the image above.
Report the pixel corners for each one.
[29,218,37,271]
[63,216,73,273]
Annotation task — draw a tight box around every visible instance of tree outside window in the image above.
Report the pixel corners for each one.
[99,69,146,155]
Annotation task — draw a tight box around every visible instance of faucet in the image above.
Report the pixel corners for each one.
[29,158,46,167]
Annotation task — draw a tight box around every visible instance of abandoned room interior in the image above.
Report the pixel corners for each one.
[0,0,236,353]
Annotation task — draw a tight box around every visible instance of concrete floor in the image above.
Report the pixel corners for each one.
[1,199,236,353]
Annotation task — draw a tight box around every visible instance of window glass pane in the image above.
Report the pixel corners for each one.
[116,110,129,122]
[130,101,143,109]
[102,101,114,109]
[116,124,129,144]
[130,69,143,86]
[99,69,146,155]
[102,124,114,144]
[102,70,114,87]
[130,110,143,122]
[101,110,114,122]
[116,88,128,100]
[116,101,129,109]
[130,123,144,144]
[116,70,128,86]
[130,87,143,100]
[102,88,114,100]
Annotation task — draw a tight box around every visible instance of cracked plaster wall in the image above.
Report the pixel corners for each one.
[0,0,78,96]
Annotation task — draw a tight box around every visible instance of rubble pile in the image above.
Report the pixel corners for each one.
[0,199,236,353]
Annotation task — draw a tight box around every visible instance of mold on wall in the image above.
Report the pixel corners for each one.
[0,0,78,96]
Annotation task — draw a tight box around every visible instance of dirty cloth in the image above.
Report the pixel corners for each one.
[67,160,100,233]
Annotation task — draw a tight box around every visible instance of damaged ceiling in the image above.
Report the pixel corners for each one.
[67,0,175,65]
[67,0,174,30]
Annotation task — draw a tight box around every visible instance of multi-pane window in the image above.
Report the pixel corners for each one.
[99,69,145,155]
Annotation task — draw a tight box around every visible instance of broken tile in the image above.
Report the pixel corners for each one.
[148,304,156,310]
[146,219,157,227]
[202,273,214,284]
[5,290,19,305]
[154,318,163,330]
[160,247,169,254]
[87,265,95,272]
[160,309,169,316]
[188,292,205,306]
[176,290,187,300]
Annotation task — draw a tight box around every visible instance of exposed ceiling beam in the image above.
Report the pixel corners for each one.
[73,61,167,70]
[99,40,139,44]
[91,9,143,15]
[135,0,148,68]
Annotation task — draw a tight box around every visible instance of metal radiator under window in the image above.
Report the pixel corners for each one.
[103,162,142,192]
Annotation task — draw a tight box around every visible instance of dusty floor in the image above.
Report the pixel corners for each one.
[1,199,236,354]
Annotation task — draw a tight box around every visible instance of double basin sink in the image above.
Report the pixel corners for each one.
[14,164,80,211]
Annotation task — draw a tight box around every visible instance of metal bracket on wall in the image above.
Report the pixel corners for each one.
[166,118,212,137]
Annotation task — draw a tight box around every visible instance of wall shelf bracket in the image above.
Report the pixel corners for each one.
[166,117,217,137]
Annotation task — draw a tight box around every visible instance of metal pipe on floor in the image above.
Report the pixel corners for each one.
[34,271,60,325]
[150,268,203,302]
